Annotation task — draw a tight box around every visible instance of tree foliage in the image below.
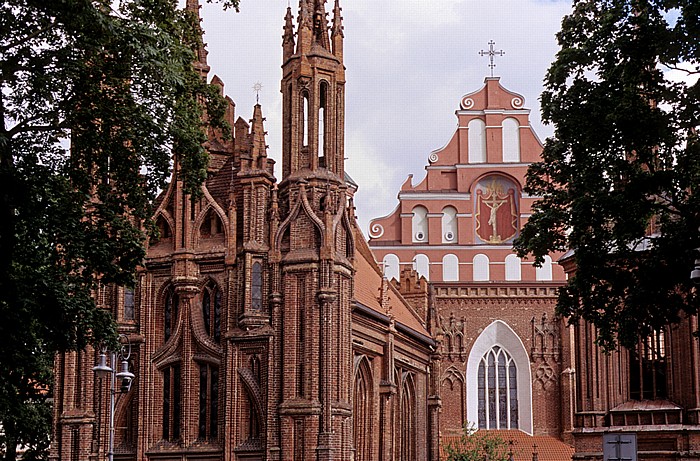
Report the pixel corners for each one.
[0,0,237,458]
[443,425,515,461]
[514,0,700,350]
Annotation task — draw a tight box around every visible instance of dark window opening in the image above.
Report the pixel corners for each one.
[124,287,135,321]
[198,363,219,441]
[162,364,181,441]
[202,283,222,343]
[252,262,263,311]
[164,288,179,342]
[630,329,667,400]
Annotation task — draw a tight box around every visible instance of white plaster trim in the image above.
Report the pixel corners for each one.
[426,166,458,171]
[456,213,473,218]
[483,109,531,115]
[398,192,472,201]
[456,110,531,116]
[466,321,533,435]
[371,244,516,251]
[455,163,531,169]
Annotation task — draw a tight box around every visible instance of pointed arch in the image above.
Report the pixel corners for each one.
[398,372,417,460]
[466,320,533,434]
[353,355,374,461]
[238,367,264,445]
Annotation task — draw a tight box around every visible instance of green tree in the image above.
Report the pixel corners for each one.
[443,425,515,461]
[514,0,700,350]
[0,0,238,458]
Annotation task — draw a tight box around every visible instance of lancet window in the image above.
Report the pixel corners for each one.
[478,345,518,430]
[202,282,221,343]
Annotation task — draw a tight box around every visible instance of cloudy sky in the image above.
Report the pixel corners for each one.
[195,0,574,234]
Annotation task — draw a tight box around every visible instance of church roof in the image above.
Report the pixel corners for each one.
[352,226,431,339]
[441,430,574,461]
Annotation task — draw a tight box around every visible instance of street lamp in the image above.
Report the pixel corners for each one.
[93,334,135,461]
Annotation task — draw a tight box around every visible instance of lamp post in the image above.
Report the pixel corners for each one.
[93,334,135,461]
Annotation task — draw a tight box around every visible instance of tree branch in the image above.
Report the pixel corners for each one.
[0,21,56,52]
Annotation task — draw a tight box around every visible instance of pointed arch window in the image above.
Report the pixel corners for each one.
[468,119,486,163]
[478,346,518,430]
[162,363,181,441]
[399,373,417,460]
[252,262,263,311]
[353,357,373,461]
[319,81,328,166]
[164,287,179,342]
[202,282,222,343]
[302,92,310,147]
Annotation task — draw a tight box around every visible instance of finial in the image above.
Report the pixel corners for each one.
[253,82,263,104]
[479,40,505,77]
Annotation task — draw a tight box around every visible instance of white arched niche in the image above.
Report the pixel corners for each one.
[502,118,520,162]
[412,206,429,243]
[442,254,459,282]
[466,320,533,435]
[383,254,400,282]
[536,255,553,281]
[468,119,486,164]
[442,206,458,243]
[412,254,430,281]
[472,254,489,281]
[505,254,522,281]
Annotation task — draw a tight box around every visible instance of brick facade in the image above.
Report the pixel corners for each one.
[51,2,438,460]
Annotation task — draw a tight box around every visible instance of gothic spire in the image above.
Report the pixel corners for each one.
[186,0,210,78]
[331,0,343,59]
[311,0,331,50]
[283,6,295,62]
[250,104,268,168]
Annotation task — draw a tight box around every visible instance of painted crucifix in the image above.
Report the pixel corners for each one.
[475,177,518,244]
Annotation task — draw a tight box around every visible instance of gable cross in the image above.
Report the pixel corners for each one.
[479,41,505,77]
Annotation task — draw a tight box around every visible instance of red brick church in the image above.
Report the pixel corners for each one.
[50,1,700,460]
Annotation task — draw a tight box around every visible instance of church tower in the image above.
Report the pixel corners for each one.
[268,1,355,459]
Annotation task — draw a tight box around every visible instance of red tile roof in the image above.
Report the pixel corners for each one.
[441,430,574,461]
[353,227,430,337]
